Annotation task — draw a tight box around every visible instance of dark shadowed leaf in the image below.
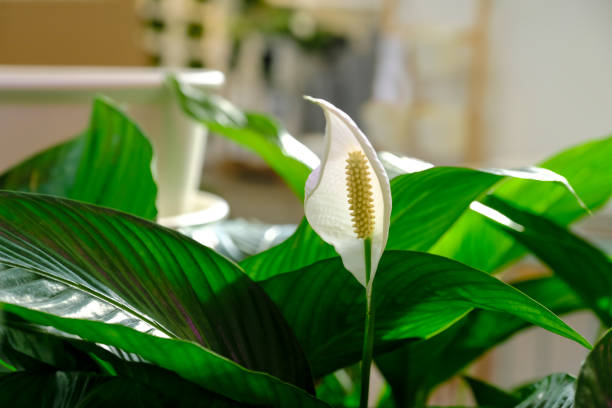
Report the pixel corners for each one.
[260,251,589,378]
[464,376,519,408]
[575,328,612,408]
[0,191,313,392]
[0,368,246,408]
[0,98,157,220]
[170,77,317,198]
[0,371,106,408]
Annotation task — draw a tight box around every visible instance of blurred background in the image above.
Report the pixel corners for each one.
[1,0,612,405]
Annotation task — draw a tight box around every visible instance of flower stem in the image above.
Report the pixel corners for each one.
[360,238,375,408]
[364,238,372,284]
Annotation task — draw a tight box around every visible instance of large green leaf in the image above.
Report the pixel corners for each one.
[260,251,590,378]
[0,98,157,220]
[575,328,612,408]
[375,138,612,407]
[0,191,313,392]
[170,77,318,199]
[480,196,612,326]
[432,135,612,272]
[376,277,583,408]
[0,303,327,407]
[242,166,578,281]
[241,167,494,281]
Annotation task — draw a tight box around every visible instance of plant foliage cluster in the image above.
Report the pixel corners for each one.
[0,79,611,407]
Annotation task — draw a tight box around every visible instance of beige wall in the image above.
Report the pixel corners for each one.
[0,0,148,66]
[484,0,612,167]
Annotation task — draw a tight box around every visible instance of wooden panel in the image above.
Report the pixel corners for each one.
[0,0,148,66]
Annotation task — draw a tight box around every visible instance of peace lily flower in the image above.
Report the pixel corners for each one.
[303,96,392,289]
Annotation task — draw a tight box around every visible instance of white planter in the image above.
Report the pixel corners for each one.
[0,66,225,219]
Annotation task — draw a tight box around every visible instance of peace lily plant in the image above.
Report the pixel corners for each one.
[304,96,391,408]
[1,79,612,407]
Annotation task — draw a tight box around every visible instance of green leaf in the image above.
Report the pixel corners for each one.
[240,218,336,281]
[0,98,157,220]
[432,135,612,272]
[170,77,317,199]
[242,167,502,281]
[0,303,327,408]
[376,277,583,408]
[480,196,612,326]
[575,328,612,408]
[514,374,575,408]
[316,366,394,408]
[0,191,313,392]
[260,251,590,378]
[242,166,579,281]
[464,376,519,408]
[387,167,502,252]
[316,369,361,408]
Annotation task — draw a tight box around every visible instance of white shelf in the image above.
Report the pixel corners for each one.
[0,66,224,91]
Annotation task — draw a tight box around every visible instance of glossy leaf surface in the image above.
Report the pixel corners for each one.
[0,98,157,220]
[260,251,589,377]
[0,192,313,392]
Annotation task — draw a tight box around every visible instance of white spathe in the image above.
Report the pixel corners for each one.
[304,96,392,288]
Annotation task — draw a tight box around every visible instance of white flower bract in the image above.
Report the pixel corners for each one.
[304,96,391,288]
